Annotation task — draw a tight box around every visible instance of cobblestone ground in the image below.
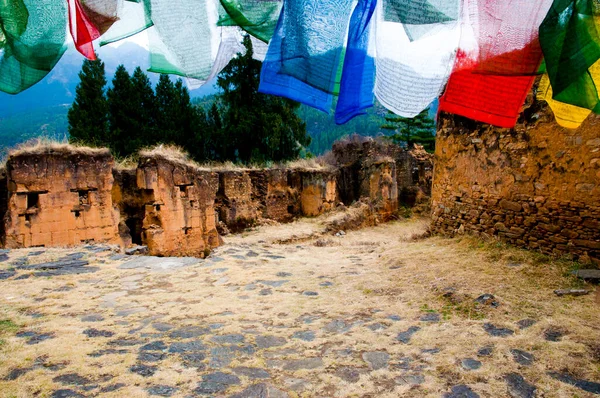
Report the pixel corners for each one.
[0,218,599,397]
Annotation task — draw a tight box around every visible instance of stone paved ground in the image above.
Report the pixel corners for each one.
[0,217,599,397]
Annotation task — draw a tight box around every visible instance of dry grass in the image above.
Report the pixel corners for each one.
[8,138,110,158]
[0,219,598,397]
[138,144,210,171]
[284,157,336,171]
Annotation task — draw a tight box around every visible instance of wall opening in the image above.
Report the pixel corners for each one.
[126,217,143,245]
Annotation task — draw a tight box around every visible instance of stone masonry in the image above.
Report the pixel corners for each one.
[431,103,600,264]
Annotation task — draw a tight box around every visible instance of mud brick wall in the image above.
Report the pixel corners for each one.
[112,168,149,246]
[359,160,398,221]
[3,150,120,248]
[288,169,338,217]
[215,171,258,231]
[249,169,293,222]
[136,156,221,257]
[0,169,7,246]
[431,108,600,263]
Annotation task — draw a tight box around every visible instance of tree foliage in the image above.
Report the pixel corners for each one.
[68,37,311,164]
[68,57,108,146]
[382,108,436,152]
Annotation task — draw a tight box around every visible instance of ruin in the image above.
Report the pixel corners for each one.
[2,146,121,248]
[1,142,429,255]
[432,98,600,264]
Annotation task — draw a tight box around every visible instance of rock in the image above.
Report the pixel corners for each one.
[0,270,16,280]
[259,288,273,296]
[477,346,493,357]
[120,256,198,271]
[108,338,144,347]
[209,347,234,368]
[229,383,290,398]
[323,319,354,334]
[506,373,536,398]
[517,319,537,329]
[554,289,590,296]
[475,294,499,307]
[211,334,245,344]
[319,281,334,287]
[256,335,287,349]
[4,367,33,381]
[335,367,362,383]
[573,269,600,281]
[276,272,292,277]
[461,358,482,371]
[387,315,401,321]
[302,291,318,296]
[232,367,271,379]
[395,374,425,385]
[168,340,206,353]
[543,328,564,342]
[81,314,104,322]
[194,372,240,394]
[147,385,178,397]
[443,385,480,398]
[483,323,514,337]
[125,245,148,255]
[130,364,157,377]
[100,383,126,393]
[420,312,441,322]
[422,348,440,355]
[138,352,166,362]
[51,390,85,398]
[510,349,534,366]
[82,328,114,338]
[88,349,128,357]
[140,341,168,351]
[257,280,288,287]
[282,358,323,371]
[291,331,315,341]
[168,325,210,339]
[152,322,174,332]
[366,322,388,331]
[548,371,600,394]
[0,253,9,263]
[362,351,389,370]
[396,326,420,344]
[53,373,91,386]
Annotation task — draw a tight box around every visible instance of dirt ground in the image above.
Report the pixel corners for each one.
[0,216,598,398]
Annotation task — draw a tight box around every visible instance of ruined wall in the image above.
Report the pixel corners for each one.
[359,160,398,220]
[136,156,221,257]
[3,150,120,248]
[289,169,338,217]
[112,168,148,246]
[332,137,432,207]
[249,169,294,222]
[215,171,258,232]
[432,106,600,263]
[0,168,7,246]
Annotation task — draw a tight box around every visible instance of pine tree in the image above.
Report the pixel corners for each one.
[155,74,177,143]
[382,108,436,151]
[68,56,108,146]
[130,66,157,145]
[217,35,310,163]
[107,65,138,157]
[382,108,436,152]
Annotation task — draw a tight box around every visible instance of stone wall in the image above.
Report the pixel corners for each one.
[289,169,338,217]
[359,159,398,221]
[249,169,294,222]
[215,170,258,232]
[3,149,121,248]
[0,168,7,246]
[432,105,600,264]
[136,155,221,257]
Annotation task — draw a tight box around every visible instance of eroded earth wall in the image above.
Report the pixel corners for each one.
[432,108,600,263]
[3,150,121,248]
[136,156,221,257]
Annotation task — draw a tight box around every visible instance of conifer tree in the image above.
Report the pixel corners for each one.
[217,35,310,163]
[131,66,157,144]
[106,65,137,157]
[382,108,436,152]
[68,56,108,146]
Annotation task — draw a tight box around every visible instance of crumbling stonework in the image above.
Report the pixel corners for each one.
[432,106,600,263]
[289,169,338,217]
[359,159,398,221]
[112,168,147,247]
[249,169,294,222]
[136,155,221,257]
[3,148,121,248]
[332,136,432,207]
[215,170,258,232]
